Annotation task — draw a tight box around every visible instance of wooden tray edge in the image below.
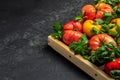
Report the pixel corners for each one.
[48,35,114,80]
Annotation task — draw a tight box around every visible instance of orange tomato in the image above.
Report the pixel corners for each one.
[89,34,117,51]
[95,2,113,19]
[83,20,101,37]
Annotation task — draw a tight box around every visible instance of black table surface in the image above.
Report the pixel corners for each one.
[0,0,95,80]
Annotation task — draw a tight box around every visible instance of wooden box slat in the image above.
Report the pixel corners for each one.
[48,35,114,80]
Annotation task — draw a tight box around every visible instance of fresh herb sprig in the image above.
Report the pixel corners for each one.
[115,26,120,45]
[89,42,115,65]
[74,11,85,21]
[93,12,116,36]
[110,70,120,80]
[89,42,120,65]
[51,22,63,40]
[69,34,90,59]
[112,6,120,18]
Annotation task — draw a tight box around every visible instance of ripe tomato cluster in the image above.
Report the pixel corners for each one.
[62,2,117,46]
[51,1,120,79]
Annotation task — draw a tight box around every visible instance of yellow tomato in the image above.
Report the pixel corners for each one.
[111,18,120,26]
[109,18,120,35]
[83,20,101,37]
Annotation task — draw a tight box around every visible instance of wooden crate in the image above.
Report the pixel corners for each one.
[48,35,114,80]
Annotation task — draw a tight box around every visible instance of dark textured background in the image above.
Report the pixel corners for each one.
[0,0,95,80]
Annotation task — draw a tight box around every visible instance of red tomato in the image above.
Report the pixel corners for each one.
[117,3,120,7]
[105,58,120,74]
[89,34,117,51]
[95,11,104,19]
[81,3,112,20]
[62,30,82,45]
[81,4,96,20]
[63,20,82,32]
[62,20,83,45]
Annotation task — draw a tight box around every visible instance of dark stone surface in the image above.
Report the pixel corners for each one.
[0,0,94,80]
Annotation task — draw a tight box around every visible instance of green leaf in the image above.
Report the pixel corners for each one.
[112,6,118,18]
[90,27,100,35]
[79,34,88,44]
[51,22,63,40]
[52,22,62,32]
[90,51,96,63]
[100,23,117,35]
[116,7,120,17]
[116,26,120,35]
[108,30,117,37]
[95,18,104,25]
[89,42,116,64]
[100,24,110,33]
[75,11,84,21]
[106,42,115,48]
[109,24,116,29]
[104,12,111,16]
[103,12,113,24]
[114,47,120,57]
[51,32,62,40]
[69,34,90,59]
[110,70,120,80]
[117,37,120,44]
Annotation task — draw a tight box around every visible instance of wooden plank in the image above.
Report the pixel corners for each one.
[48,35,114,80]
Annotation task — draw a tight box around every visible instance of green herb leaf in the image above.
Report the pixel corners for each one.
[75,11,84,21]
[100,24,110,33]
[115,26,120,44]
[52,22,62,32]
[89,42,115,64]
[91,27,100,35]
[51,22,63,40]
[95,18,104,25]
[112,6,118,18]
[114,46,120,57]
[103,12,113,24]
[116,8,120,17]
[110,70,120,80]
[108,30,117,37]
[116,26,120,35]
[117,37,120,44]
[69,34,90,59]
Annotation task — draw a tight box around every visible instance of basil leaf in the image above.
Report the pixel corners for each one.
[91,27,100,35]
[110,70,120,80]
[53,22,62,32]
[51,22,63,40]
[95,18,104,25]
[103,12,113,24]
[75,11,85,21]
[69,34,90,58]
